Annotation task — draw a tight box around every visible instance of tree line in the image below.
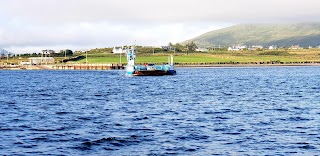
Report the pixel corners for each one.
[19,49,74,57]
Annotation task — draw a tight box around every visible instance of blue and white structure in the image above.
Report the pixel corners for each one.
[167,55,176,75]
[126,46,136,76]
[126,46,176,76]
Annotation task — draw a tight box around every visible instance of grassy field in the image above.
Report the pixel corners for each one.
[3,49,320,65]
[73,50,320,64]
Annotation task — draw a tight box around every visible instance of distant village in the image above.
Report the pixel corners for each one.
[191,44,320,52]
[226,45,320,51]
[111,44,320,54]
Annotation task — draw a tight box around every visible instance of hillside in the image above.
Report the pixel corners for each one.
[183,23,320,47]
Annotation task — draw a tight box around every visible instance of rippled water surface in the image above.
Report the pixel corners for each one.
[1,67,320,155]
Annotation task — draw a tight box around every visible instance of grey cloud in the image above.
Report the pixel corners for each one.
[1,0,319,53]
[1,0,320,23]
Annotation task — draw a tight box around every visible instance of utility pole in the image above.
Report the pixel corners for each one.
[41,50,43,65]
[86,50,88,64]
[7,52,9,64]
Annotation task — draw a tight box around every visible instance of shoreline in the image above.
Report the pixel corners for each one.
[175,63,320,68]
[1,63,320,70]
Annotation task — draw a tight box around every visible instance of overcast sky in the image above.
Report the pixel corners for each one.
[1,0,320,53]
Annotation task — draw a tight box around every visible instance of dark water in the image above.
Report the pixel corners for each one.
[1,67,320,155]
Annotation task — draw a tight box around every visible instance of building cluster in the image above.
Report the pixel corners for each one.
[227,45,279,51]
[24,49,57,65]
[288,45,303,50]
[226,44,320,51]
[112,44,320,53]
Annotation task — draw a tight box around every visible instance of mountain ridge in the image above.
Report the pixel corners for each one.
[0,49,14,56]
[183,23,320,47]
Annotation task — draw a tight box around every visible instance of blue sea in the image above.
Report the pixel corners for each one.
[1,67,320,155]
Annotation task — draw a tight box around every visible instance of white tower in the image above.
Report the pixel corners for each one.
[126,46,136,75]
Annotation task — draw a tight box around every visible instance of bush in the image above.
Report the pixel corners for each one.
[258,51,290,56]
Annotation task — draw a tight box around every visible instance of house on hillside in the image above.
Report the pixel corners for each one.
[269,45,277,50]
[228,45,247,51]
[248,45,263,51]
[112,47,126,54]
[161,46,175,51]
[73,50,87,54]
[289,45,303,50]
[196,48,209,52]
[42,49,55,55]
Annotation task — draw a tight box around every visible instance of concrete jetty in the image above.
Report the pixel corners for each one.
[52,64,125,70]
[0,64,125,70]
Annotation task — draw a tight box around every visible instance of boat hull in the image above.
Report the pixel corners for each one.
[133,70,176,76]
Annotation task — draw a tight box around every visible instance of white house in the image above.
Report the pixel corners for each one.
[228,47,239,51]
[20,61,31,65]
[269,45,277,50]
[196,48,209,52]
[228,45,247,51]
[112,47,126,54]
[42,49,55,55]
[248,45,263,51]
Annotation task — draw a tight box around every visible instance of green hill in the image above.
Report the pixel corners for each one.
[183,23,320,47]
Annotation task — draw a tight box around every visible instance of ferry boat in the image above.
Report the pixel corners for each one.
[126,46,176,76]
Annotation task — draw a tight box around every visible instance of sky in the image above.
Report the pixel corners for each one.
[1,0,320,53]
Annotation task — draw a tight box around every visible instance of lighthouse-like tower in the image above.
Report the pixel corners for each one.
[126,46,136,76]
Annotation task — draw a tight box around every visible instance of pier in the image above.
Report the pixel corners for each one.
[53,64,125,70]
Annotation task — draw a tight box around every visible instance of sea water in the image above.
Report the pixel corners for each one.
[0,67,319,155]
